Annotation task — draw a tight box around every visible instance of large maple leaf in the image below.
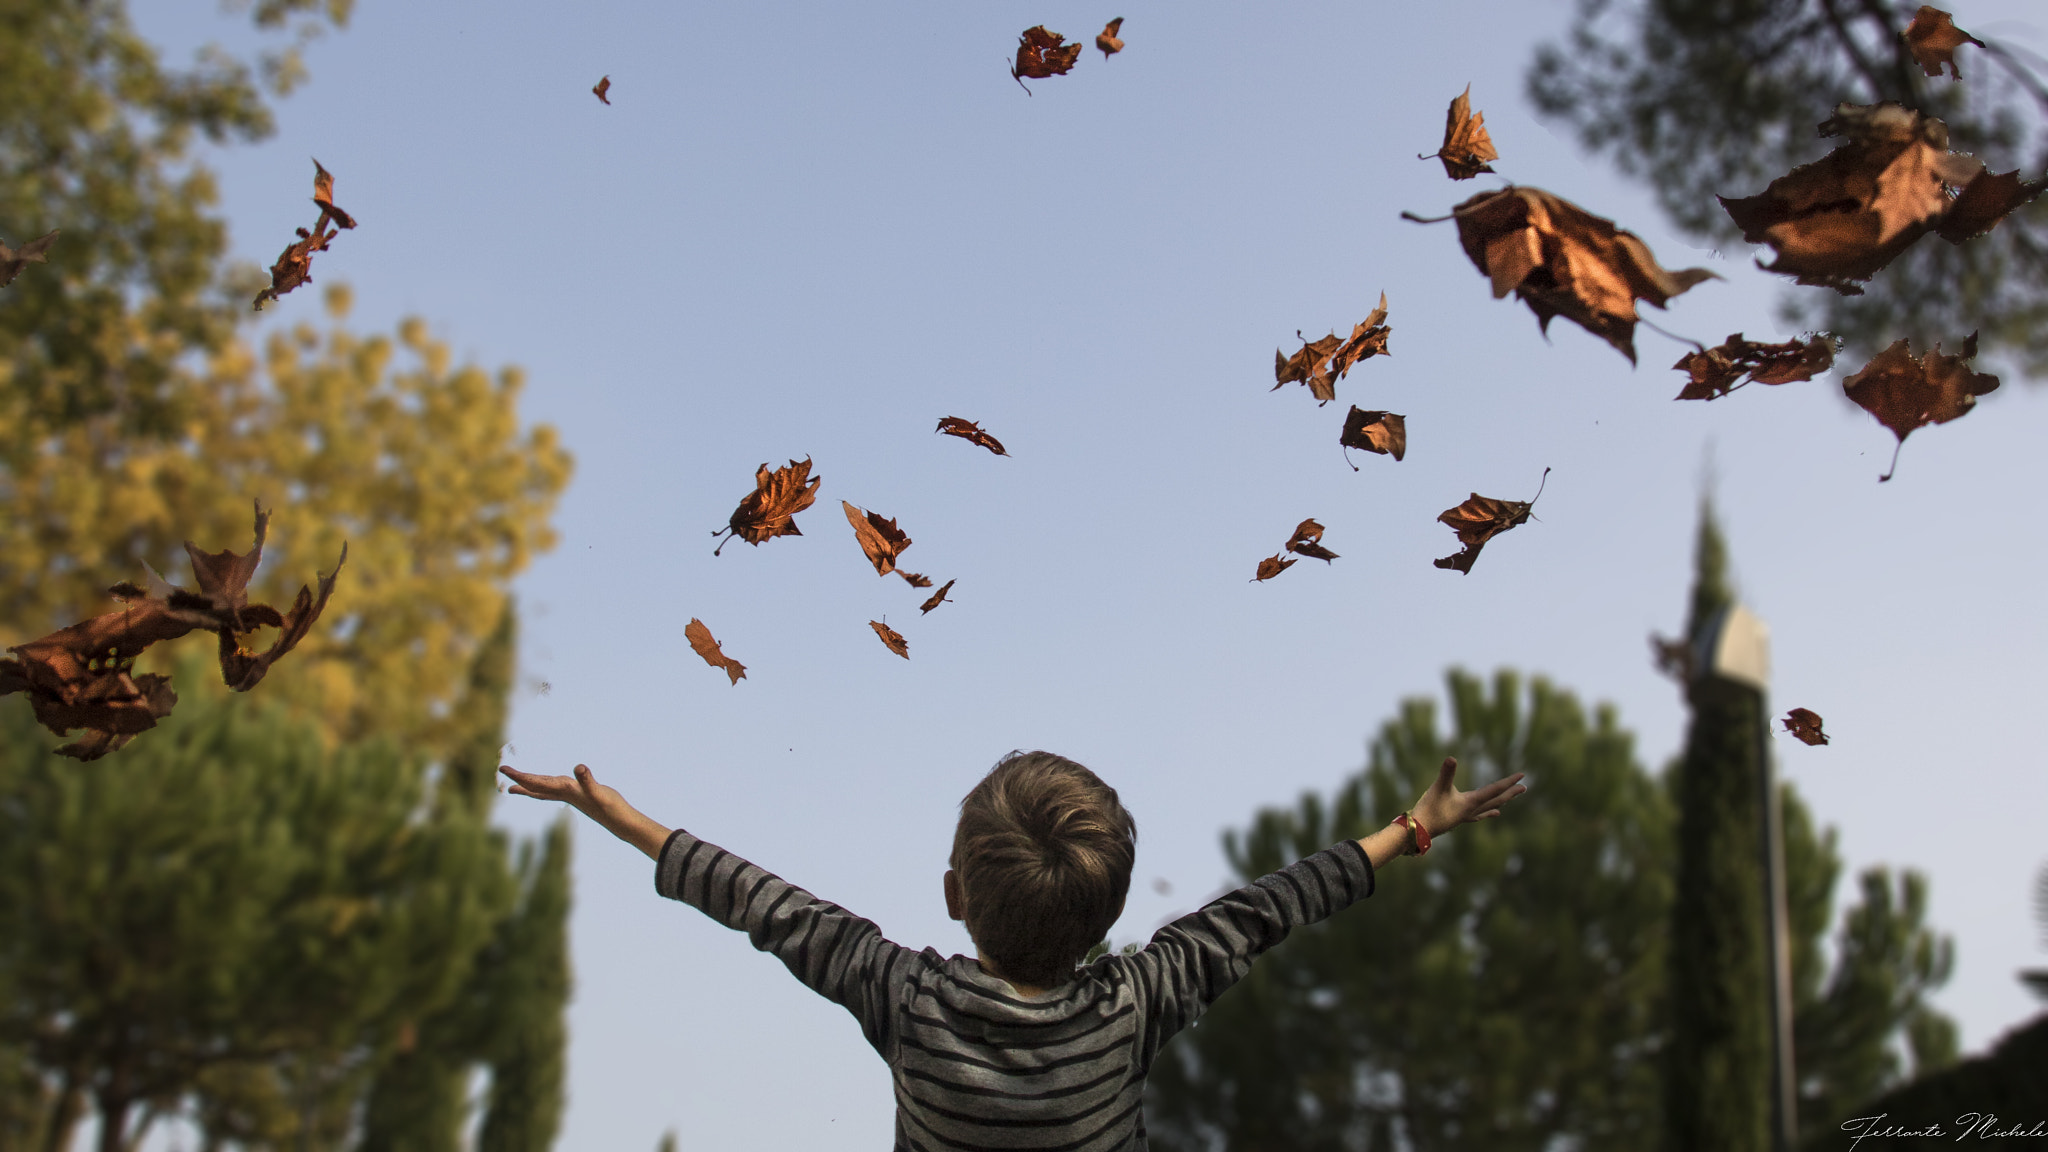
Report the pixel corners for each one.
[1841,332,1998,481]
[712,458,822,554]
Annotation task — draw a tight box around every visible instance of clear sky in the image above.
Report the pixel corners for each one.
[128,1,2048,1148]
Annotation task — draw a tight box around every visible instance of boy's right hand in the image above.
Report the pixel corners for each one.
[500,764,674,861]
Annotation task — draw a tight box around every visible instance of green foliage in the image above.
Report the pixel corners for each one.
[1797,1012,2048,1151]
[1527,0,2048,374]
[1147,668,1675,1151]
[0,646,511,1152]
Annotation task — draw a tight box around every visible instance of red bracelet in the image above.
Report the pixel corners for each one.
[1395,812,1432,856]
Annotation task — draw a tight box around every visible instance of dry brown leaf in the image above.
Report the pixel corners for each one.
[1274,294,1391,405]
[311,159,357,230]
[0,229,59,289]
[0,501,347,759]
[1902,7,1982,79]
[936,416,1009,456]
[870,620,909,659]
[684,618,747,685]
[919,579,957,614]
[1340,407,1407,468]
[1719,103,2042,294]
[1841,332,1998,480]
[1012,26,1082,93]
[1096,17,1124,58]
[842,500,913,577]
[1411,187,1716,363]
[897,571,933,588]
[1671,333,1837,401]
[1252,554,1296,582]
[1284,518,1339,563]
[712,458,822,555]
[253,219,337,311]
[593,75,612,104]
[1781,707,1829,746]
[1420,85,1499,180]
[1434,468,1548,574]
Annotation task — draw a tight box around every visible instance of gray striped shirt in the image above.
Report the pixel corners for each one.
[655,830,1374,1151]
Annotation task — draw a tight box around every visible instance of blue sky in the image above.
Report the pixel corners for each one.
[128,1,2048,1148]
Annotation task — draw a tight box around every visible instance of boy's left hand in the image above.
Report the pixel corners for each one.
[1412,757,1526,838]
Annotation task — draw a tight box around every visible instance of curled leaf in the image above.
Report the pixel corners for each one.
[936,417,1008,456]
[1420,85,1499,180]
[842,500,913,577]
[1434,468,1548,574]
[1842,332,1998,481]
[1671,333,1836,401]
[1274,294,1391,405]
[0,229,59,289]
[1284,519,1338,563]
[1340,407,1407,467]
[1902,7,1981,79]
[919,579,956,614]
[593,75,612,104]
[684,618,747,685]
[712,458,821,555]
[1096,17,1124,58]
[1781,708,1829,746]
[311,159,357,230]
[1252,554,1296,582]
[1012,26,1082,93]
[869,620,909,659]
[1719,103,2043,294]
[897,571,933,588]
[1415,187,1715,363]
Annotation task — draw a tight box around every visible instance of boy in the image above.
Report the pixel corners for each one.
[501,749,1525,1150]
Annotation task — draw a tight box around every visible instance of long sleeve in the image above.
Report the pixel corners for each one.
[654,829,919,1055]
[1123,839,1374,1070]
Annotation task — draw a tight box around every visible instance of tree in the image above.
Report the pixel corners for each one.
[1147,668,1676,1151]
[1663,505,1772,1152]
[1527,0,2048,374]
[0,646,511,1152]
[0,283,572,766]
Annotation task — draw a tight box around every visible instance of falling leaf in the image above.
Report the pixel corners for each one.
[1902,7,1982,79]
[253,219,337,311]
[1096,17,1124,58]
[1011,25,1082,93]
[712,458,822,555]
[1419,85,1499,180]
[919,579,956,614]
[1408,187,1716,363]
[1284,519,1339,563]
[1781,708,1829,746]
[684,618,747,686]
[0,229,59,289]
[1719,103,2043,294]
[0,501,347,759]
[1671,333,1837,401]
[310,159,357,230]
[1434,468,1548,574]
[1252,554,1296,582]
[593,75,612,104]
[870,620,909,659]
[1841,332,1998,481]
[936,417,1009,456]
[898,572,933,588]
[1340,407,1407,468]
[842,500,913,577]
[1274,294,1391,405]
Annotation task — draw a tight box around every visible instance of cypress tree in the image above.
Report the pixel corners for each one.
[1664,504,1771,1152]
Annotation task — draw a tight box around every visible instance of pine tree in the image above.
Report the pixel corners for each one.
[1664,505,1772,1152]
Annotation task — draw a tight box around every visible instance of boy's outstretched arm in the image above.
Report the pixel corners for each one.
[1357,755,1527,869]
[501,764,672,860]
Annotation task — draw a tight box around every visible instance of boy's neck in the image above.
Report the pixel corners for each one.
[975,955,1048,997]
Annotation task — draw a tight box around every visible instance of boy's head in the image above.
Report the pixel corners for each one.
[944,750,1136,989]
